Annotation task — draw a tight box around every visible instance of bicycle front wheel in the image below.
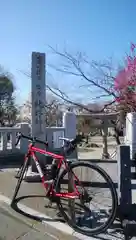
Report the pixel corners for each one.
[11,156,30,205]
[56,161,118,236]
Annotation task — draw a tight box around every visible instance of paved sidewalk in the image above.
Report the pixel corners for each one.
[0,202,56,240]
[0,201,80,240]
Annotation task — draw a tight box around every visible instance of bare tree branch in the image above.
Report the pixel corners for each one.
[48,46,117,98]
[19,62,116,114]
[46,84,116,113]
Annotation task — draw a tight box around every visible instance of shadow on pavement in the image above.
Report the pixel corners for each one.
[11,194,65,223]
[10,195,125,240]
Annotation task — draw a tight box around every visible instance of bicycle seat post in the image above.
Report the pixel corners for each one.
[31,137,36,146]
[62,141,71,160]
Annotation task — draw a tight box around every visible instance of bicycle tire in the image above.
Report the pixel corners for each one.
[56,161,118,236]
[11,156,30,205]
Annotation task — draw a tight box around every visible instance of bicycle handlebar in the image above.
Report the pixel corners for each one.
[15,132,48,146]
[15,132,84,150]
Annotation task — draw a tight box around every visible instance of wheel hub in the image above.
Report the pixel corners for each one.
[80,191,92,203]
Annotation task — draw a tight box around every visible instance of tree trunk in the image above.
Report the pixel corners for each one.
[102,124,110,159]
[114,127,121,145]
[85,135,89,144]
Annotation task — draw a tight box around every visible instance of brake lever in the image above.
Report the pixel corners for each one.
[15,136,21,146]
[15,132,22,146]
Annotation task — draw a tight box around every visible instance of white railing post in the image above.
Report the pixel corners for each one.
[20,123,30,154]
[125,112,136,159]
[62,111,77,159]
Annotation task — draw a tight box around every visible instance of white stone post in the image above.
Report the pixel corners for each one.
[62,111,77,159]
[63,111,77,219]
[125,112,136,159]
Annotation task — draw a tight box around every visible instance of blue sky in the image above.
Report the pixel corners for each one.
[0,0,136,104]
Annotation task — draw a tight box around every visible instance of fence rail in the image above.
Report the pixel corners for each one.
[0,126,66,154]
[0,127,21,154]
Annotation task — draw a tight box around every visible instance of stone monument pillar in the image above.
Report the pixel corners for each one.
[31,52,46,172]
[31,52,46,140]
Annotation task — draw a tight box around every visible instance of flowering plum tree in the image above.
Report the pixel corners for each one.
[114,43,136,111]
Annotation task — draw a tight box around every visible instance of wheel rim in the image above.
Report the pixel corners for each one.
[57,163,117,235]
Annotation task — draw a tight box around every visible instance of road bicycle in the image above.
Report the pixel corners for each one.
[11,132,118,236]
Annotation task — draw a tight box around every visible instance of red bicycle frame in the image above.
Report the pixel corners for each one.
[25,143,81,199]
